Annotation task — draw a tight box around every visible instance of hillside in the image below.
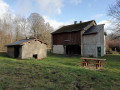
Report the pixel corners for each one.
[0,52,120,90]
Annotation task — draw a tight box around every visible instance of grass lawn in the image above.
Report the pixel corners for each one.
[0,52,120,90]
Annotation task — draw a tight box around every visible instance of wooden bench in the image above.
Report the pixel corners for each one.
[78,58,106,69]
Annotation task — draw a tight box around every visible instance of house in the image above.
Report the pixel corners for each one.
[51,20,105,57]
[6,38,47,59]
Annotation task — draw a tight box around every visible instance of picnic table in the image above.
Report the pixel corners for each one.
[79,58,106,69]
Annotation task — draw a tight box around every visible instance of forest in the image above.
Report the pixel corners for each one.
[0,13,53,51]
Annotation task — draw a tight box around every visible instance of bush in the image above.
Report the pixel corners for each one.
[106,38,120,53]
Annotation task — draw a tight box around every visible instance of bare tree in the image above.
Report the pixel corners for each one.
[28,13,45,38]
[28,13,53,46]
[13,16,29,40]
[0,12,53,51]
[108,0,120,34]
[0,14,13,51]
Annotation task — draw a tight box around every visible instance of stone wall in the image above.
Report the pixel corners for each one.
[21,40,47,59]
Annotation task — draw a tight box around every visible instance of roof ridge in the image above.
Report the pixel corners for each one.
[64,20,95,27]
[6,38,47,46]
[52,20,95,34]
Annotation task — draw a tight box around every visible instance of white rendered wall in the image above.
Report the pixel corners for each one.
[52,45,64,54]
[22,40,47,59]
[83,26,105,57]
[83,45,97,57]
[83,44,104,57]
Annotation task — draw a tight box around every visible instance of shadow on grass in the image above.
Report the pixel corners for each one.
[0,52,7,57]
[47,50,81,58]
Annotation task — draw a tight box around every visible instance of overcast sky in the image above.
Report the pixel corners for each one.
[0,0,115,30]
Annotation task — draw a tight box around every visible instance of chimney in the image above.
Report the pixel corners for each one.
[74,21,77,24]
[80,21,82,23]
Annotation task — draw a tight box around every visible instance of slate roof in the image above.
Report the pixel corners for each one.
[6,39,47,46]
[52,20,96,34]
[83,24,104,35]
[6,39,34,46]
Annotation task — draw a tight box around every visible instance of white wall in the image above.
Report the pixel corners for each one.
[52,45,64,54]
[22,40,47,59]
[83,45,97,57]
[81,22,96,56]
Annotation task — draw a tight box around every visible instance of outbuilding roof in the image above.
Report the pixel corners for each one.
[83,24,104,35]
[6,39,47,46]
[52,20,96,34]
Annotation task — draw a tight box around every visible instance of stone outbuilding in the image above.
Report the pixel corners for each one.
[52,20,106,57]
[6,38,47,59]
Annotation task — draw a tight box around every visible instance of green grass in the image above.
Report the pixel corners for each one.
[0,52,120,90]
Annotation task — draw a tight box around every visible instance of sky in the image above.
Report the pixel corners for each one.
[0,0,115,31]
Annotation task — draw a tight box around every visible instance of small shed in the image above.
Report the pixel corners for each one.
[6,38,47,59]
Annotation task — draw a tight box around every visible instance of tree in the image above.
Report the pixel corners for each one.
[28,13,53,46]
[108,0,120,34]
[14,16,30,40]
[0,12,53,51]
[28,13,45,38]
[0,13,13,51]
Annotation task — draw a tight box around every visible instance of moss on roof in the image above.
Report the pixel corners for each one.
[52,20,96,34]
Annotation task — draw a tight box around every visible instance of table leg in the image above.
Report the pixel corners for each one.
[85,59,88,66]
[96,64,98,69]
[97,61,101,69]
[83,63,85,67]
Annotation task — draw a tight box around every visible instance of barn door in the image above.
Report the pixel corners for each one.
[97,47,101,57]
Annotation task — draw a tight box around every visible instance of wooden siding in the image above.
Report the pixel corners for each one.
[52,31,81,45]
